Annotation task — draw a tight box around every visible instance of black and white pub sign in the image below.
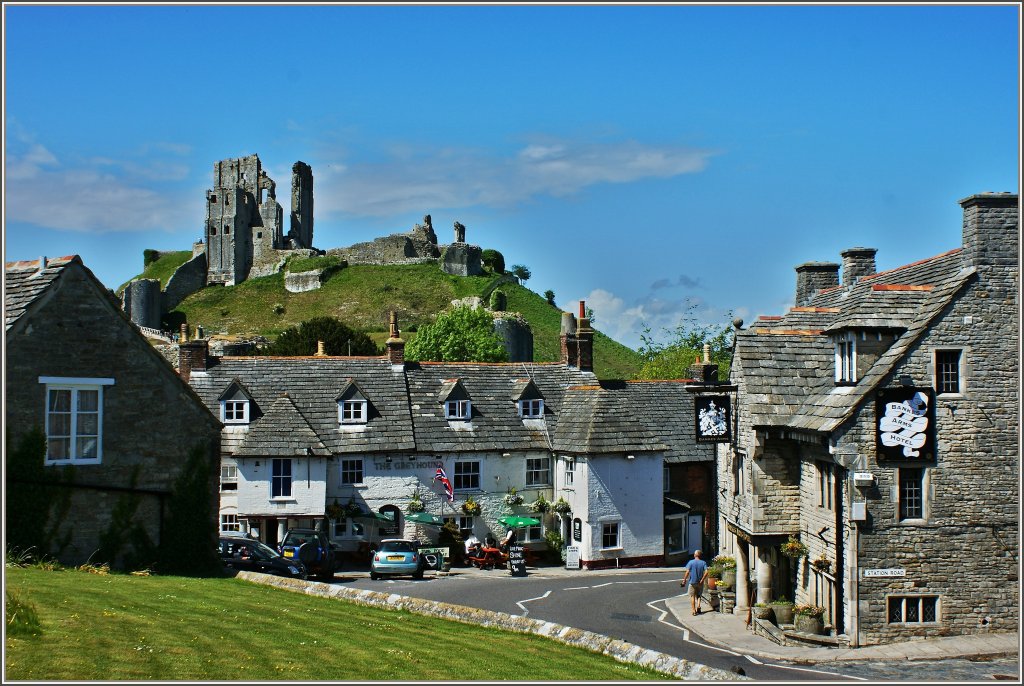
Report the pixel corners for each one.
[875,387,935,461]
[694,395,731,443]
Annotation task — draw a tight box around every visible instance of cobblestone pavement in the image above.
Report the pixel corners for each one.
[808,656,1020,682]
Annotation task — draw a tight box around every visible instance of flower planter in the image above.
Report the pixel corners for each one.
[721,568,736,588]
[770,603,794,625]
[795,613,825,635]
[753,605,773,620]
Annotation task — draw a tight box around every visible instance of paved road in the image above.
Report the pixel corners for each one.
[336,570,859,681]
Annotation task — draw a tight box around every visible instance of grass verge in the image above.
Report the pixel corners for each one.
[5,566,670,681]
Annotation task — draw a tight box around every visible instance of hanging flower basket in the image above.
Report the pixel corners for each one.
[529,494,550,514]
[407,492,425,514]
[780,535,809,558]
[552,497,572,515]
[812,556,831,573]
[326,499,346,520]
[504,487,525,507]
[461,496,482,516]
[343,498,365,518]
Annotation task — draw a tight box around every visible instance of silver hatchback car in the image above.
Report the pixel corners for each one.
[370,539,425,580]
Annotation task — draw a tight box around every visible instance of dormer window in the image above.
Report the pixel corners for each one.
[223,400,249,423]
[439,379,472,422]
[519,399,544,418]
[218,379,254,424]
[834,332,857,384]
[335,379,370,425]
[445,399,472,420]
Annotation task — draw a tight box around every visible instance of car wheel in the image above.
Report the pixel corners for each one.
[370,571,379,580]
[413,570,424,580]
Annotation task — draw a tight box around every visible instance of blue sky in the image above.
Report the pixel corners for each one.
[4,4,1020,350]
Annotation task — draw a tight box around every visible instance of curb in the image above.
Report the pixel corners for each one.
[236,571,748,680]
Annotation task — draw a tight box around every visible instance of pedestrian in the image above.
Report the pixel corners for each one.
[680,550,710,615]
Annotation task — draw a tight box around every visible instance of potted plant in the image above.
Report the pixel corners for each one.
[812,555,831,573]
[769,596,795,625]
[780,535,809,559]
[461,496,482,516]
[344,498,365,518]
[407,491,425,514]
[553,497,572,515]
[706,565,722,590]
[752,602,773,620]
[529,494,550,514]
[503,487,525,507]
[794,604,826,635]
[711,554,737,588]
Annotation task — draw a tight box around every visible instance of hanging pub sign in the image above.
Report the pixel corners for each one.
[572,518,583,542]
[876,387,935,461]
[694,395,731,443]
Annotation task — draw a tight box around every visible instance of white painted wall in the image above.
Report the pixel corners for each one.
[236,456,328,518]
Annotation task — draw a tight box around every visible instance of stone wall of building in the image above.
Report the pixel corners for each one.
[442,243,483,277]
[493,315,534,363]
[122,278,162,330]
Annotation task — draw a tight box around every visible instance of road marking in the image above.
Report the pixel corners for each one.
[564,586,590,590]
[516,590,551,617]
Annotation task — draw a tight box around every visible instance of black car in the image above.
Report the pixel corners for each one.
[219,537,306,579]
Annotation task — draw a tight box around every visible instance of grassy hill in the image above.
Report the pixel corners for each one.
[132,254,642,379]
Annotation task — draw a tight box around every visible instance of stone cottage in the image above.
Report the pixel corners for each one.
[4,255,223,569]
[716,193,1018,645]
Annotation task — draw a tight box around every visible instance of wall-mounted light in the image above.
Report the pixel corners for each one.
[626,454,635,460]
[502,452,511,458]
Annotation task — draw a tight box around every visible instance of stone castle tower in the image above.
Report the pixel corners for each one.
[204,154,314,286]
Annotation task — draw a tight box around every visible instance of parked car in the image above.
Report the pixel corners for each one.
[370,539,425,580]
[218,537,306,578]
[278,528,340,581]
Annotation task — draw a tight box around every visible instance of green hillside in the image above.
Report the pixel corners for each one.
[117,250,192,292]
[140,255,641,379]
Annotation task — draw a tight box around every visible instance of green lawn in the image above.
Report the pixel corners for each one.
[5,566,671,681]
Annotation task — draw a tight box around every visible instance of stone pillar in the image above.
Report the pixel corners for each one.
[755,544,773,605]
[734,538,751,615]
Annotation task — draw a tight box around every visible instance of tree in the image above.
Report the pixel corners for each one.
[634,301,734,380]
[544,290,556,307]
[481,249,505,274]
[510,264,531,283]
[263,317,379,356]
[406,305,509,363]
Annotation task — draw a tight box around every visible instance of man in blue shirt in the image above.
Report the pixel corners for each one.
[680,550,710,615]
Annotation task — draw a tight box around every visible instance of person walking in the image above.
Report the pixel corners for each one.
[680,550,710,615]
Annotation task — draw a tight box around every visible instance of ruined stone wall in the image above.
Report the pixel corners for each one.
[441,243,483,276]
[492,315,534,363]
[290,162,314,249]
[122,278,162,330]
[327,235,437,267]
[162,251,207,313]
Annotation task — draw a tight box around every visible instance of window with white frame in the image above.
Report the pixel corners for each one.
[271,458,293,498]
[458,516,474,537]
[522,521,544,543]
[221,464,238,491]
[519,399,544,418]
[454,461,480,490]
[526,457,551,486]
[564,456,575,486]
[834,333,857,383]
[935,349,963,395]
[220,514,240,532]
[445,399,471,420]
[601,521,621,550]
[222,399,250,423]
[888,595,938,624]
[899,467,925,521]
[816,461,834,511]
[340,459,363,485]
[40,377,113,464]
[339,399,367,424]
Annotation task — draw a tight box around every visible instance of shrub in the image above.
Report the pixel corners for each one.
[707,565,723,579]
[438,520,465,567]
[143,249,161,267]
[544,530,564,562]
[489,289,507,312]
[544,290,556,307]
[481,249,505,274]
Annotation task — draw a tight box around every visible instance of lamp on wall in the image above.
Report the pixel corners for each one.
[626,454,635,460]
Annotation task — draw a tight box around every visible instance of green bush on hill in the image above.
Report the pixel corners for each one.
[407,306,508,363]
[261,317,380,356]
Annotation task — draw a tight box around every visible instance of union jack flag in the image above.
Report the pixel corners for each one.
[434,466,454,503]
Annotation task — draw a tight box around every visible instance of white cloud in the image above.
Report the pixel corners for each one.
[314,137,716,218]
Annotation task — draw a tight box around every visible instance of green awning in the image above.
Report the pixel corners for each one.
[499,515,541,528]
[406,512,444,526]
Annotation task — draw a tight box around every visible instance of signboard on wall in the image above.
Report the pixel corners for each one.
[875,387,935,461]
[565,546,581,570]
[508,544,527,576]
[572,518,582,542]
[694,395,731,443]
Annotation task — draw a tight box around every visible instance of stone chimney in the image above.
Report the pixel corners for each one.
[841,247,877,286]
[575,300,594,373]
[315,340,326,357]
[385,311,405,367]
[178,324,209,381]
[559,310,577,367]
[960,192,1018,270]
[795,262,840,306]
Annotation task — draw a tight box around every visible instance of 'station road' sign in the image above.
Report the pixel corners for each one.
[863,568,906,577]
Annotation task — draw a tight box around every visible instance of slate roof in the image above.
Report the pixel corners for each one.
[552,380,712,461]
[235,393,330,457]
[5,256,82,331]
[405,362,594,453]
[734,246,975,435]
[188,357,416,455]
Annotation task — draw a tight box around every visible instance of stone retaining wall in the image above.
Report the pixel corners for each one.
[237,571,744,680]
